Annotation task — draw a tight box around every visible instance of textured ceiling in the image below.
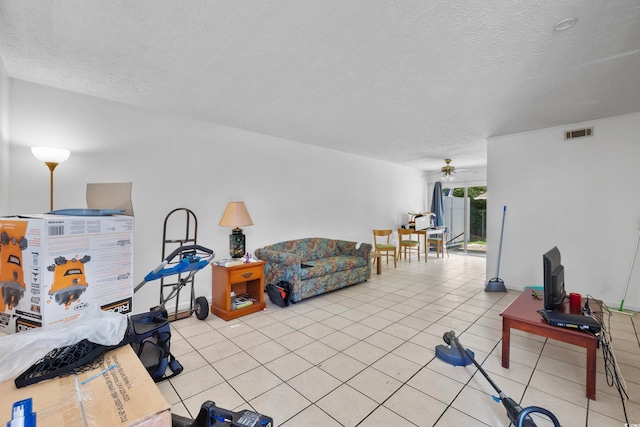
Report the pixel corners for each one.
[0,1,639,176]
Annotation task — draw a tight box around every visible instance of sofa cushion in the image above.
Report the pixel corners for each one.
[299,255,369,279]
[266,238,339,261]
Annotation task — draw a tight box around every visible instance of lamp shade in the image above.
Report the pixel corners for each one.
[31,147,71,164]
[219,202,253,228]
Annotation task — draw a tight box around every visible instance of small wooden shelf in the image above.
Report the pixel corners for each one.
[210,261,266,321]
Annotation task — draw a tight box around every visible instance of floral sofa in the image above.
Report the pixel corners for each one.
[255,238,372,303]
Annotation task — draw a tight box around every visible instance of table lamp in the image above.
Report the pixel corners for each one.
[31,147,71,212]
[219,202,253,258]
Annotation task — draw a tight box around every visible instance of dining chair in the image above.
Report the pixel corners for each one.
[372,229,396,268]
[428,228,449,258]
[428,234,443,258]
[397,228,421,263]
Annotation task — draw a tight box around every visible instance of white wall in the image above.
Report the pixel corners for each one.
[7,79,426,313]
[0,55,9,215]
[487,113,640,310]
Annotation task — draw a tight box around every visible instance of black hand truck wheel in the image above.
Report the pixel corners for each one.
[195,296,209,320]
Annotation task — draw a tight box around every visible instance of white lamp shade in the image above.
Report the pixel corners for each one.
[31,147,71,164]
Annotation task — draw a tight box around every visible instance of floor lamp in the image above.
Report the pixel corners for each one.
[31,147,71,212]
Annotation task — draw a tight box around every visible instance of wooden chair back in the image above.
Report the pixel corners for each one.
[397,228,421,263]
[372,229,396,268]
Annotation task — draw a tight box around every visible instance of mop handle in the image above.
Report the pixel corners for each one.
[450,332,558,427]
[621,228,640,310]
[452,335,503,395]
[496,205,507,277]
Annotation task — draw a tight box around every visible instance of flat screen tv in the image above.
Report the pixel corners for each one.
[543,246,566,310]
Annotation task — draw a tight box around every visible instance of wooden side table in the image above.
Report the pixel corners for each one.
[210,261,266,321]
[501,291,599,400]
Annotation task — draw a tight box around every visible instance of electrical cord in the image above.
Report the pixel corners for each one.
[584,294,630,425]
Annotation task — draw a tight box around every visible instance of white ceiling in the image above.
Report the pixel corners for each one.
[0,1,639,175]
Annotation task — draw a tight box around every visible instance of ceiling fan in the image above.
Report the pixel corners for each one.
[425,158,478,182]
[440,158,463,181]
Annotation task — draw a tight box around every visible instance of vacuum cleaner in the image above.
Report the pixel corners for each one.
[435,331,560,427]
[171,401,273,427]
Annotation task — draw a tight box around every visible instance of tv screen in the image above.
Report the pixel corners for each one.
[543,246,566,310]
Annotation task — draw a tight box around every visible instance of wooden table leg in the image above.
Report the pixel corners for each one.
[586,339,597,400]
[423,233,428,262]
[371,253,382,274]
[502,319,511,369]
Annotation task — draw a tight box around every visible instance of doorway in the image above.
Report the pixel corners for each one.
[443,186,487,255]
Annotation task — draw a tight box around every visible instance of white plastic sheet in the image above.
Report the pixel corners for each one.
[0,307,127,383]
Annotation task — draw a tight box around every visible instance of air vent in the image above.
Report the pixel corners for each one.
[564,127,593,140]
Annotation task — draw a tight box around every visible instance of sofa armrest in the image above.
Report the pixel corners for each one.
[254,248,300,266]
[255,248,304,302]
[336,241,372,260]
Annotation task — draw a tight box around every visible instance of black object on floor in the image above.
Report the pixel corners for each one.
[435,330,560,427]
[171,401,273,427]
[129,309,183,382]
[266,281,292,307]
[486,205,508,292]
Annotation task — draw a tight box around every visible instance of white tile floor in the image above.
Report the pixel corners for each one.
[160,253,640,426]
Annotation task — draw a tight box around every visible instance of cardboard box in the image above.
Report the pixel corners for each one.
[0,345,171,426]
[0,215,133,334]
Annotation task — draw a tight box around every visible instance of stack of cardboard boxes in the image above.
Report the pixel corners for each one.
[1,211,173,426]
[0,214,133,334]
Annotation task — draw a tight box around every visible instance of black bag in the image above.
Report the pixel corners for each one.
[266,281,292,307]
[128,309,183,382]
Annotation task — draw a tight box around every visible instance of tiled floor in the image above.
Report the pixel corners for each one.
[160,253,640,426]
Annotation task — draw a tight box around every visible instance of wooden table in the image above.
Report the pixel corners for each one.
[500,291,599,400]
[415,228,445,261]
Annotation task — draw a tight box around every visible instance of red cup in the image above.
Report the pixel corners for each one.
[569,293,582,314]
